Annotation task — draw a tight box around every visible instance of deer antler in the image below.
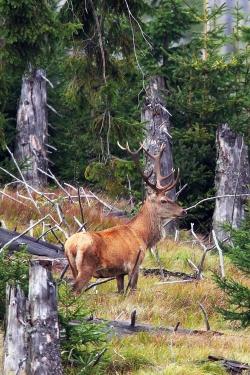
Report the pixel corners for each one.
[117,141,179,193]
[117,141,156,191]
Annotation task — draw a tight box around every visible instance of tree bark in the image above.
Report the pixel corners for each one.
[141,76,176,233]
[27,260,63,375]
[15,69,48,188]
[212,124,250,240]
[3,261,63,375]
[3,285,27,375]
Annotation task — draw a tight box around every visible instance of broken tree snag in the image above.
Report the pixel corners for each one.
[15,69,49,188]
[213,124,250,241]
[142,75,175,234]
[27,260,63,375]
[3,284,27,375]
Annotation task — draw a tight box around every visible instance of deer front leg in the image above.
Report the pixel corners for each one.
[116,275,125,293]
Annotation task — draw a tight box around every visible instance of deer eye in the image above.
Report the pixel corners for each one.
[160,199,168,204]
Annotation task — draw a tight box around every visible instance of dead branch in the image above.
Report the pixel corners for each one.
[84,277,116,292]
[190,223,210,279]
[37,167,73,202]
[176,183,188,198]
[198,303,210,331]
[0,166,55,206]
[78,186,85,224]
[212,230,225,278]
[0,190,29,207]
[55,203,70,238]
[186,194,250,211]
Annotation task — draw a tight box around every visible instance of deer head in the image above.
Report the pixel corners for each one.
[118,142,186,220]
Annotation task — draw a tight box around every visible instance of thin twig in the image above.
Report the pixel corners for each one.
[0,166,55,206]
[212,230,225,278]
[0,190,29,207]
[198,303,210,331]
[78,186,85,224]
[186,194,250,211]
[84,277,115,292]
[59,263,69,281]
[176,183,188,198]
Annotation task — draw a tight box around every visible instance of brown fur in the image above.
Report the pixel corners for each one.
[65,192,186,293]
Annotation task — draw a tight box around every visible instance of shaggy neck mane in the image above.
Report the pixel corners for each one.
[128,198,162,248]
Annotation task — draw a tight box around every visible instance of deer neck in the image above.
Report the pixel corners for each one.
[129,199,162,248]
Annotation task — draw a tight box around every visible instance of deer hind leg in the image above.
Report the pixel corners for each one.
[66,253,78,279]
[116,275,125,294]
[73,249,96,293]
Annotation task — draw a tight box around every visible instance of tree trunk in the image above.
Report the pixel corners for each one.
[27,260,62,375]
[3,285,27,375]
[15,69,48,188]
[3,261,63,375]
[141,76,176,234]
[212,124,250,241]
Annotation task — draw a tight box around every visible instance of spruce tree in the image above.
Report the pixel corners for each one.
[216,215,250,327]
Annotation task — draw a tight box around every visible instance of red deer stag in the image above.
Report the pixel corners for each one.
[64,144,186,293]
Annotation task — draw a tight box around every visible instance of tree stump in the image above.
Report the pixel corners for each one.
[212,124,250,240]
[15,69,48,188]
[142,75,176,234]
[3,285,27,375]
[3,260,63,375]
[27,260,62,375]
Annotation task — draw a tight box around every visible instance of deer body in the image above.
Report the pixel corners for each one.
[65,193,185,293]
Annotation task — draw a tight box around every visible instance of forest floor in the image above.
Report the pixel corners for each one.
[81,238,250,375]
[0,190,249,374]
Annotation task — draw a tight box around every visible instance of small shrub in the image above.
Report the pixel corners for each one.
[58,282,109,374]
[0,247,30,322]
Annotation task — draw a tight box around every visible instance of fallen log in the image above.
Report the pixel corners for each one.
[208,355,250,374]
[69,316,223,338]
[141,268,196,280]
[0,228,64,258]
